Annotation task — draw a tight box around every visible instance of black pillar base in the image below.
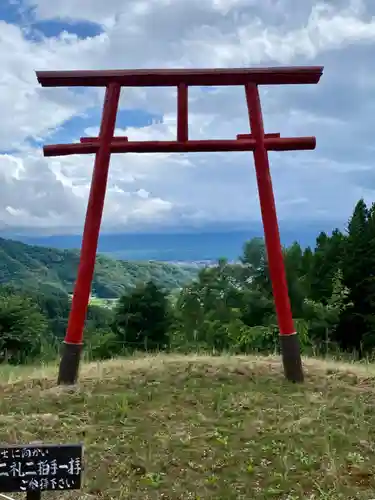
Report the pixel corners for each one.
[280,333,304,383]
[57,342,83,385]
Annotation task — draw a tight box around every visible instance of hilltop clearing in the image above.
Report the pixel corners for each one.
[1,354,375,499]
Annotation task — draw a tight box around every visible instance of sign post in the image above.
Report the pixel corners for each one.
[0,444,83,497]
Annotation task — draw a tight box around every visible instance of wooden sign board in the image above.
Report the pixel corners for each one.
[0,444,83,492]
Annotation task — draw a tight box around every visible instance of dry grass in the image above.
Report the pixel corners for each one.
[1,354,375,499]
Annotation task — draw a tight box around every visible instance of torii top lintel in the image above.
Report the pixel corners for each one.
[36,66,323,87]
[37,65,324,157]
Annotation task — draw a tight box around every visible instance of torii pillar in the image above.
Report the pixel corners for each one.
[36,66,324,385]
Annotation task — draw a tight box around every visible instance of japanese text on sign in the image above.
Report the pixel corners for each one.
[0,444,83,492]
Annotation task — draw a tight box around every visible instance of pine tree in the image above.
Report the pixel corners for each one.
[283,242,306,318]
[335,200,375,352]
[308,230,345,304]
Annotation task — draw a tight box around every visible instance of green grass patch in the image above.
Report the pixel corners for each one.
[1,354,375,499]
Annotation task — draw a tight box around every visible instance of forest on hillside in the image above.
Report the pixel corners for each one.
[0,199,374,364]
[0,237,197,298]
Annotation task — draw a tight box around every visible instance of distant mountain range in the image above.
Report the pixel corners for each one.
[5,223,344,263]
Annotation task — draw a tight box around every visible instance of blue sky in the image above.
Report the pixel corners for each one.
[0,0,375,234]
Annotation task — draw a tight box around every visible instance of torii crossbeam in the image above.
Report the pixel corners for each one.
[36,66,324,385]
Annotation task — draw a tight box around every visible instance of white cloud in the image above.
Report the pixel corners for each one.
[0,0,375,232]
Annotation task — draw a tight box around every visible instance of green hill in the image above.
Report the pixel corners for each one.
[0,237,198,298]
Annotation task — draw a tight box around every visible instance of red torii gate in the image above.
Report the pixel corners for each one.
[36,66,323,385]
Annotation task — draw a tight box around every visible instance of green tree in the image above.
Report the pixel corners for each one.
[283,242,308,318]
[308,229,345,303]
[113,281,171,351]
[303,268,350,353]
[32,289,71,339]
[0,292,49,364]
[85,327,119,361]
[336,200,375,352]
[174,257,251,350]
[240,287,274,328]
[240,237,271,293]
[86,304,113,331]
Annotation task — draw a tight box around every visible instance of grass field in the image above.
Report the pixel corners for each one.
[88,296,118,309]
[1,354,375,499]
[68,294,118,309]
